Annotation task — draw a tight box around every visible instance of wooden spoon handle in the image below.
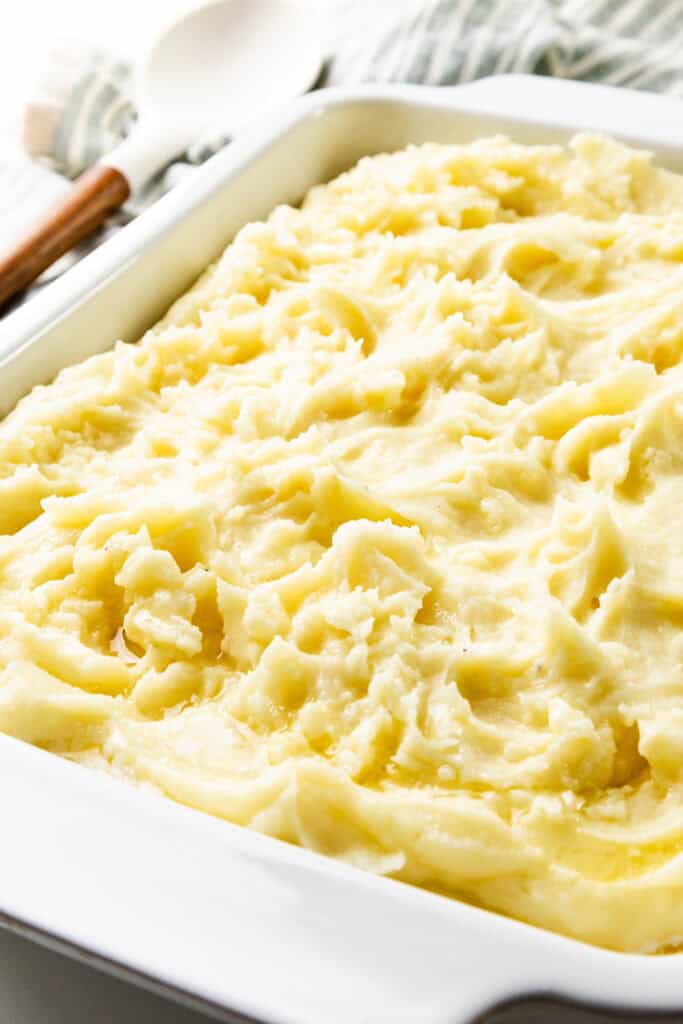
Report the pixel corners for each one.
[0,164,130,309]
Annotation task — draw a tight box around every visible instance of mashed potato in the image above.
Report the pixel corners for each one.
[3,135,683,952]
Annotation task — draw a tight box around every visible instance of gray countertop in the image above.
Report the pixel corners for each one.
[1,925,676,1024]
[0,927,217,1024]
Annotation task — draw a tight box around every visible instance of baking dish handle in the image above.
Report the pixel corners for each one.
[447,73,683,157]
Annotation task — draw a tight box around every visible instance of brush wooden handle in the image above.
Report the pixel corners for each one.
[0,164,130,309]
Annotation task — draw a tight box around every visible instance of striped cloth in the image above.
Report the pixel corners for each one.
[4,0,683,312]
[327,0,683,90]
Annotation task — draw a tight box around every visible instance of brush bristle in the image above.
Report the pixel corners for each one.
[21,41,101,161]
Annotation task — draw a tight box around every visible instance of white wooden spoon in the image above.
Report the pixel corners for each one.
[0,0,322,307]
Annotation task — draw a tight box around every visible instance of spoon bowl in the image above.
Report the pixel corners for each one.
[142,0,322,142]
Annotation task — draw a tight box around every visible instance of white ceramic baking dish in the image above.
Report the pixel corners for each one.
[2,75,683,1024]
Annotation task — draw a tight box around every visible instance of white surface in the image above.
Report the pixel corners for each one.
[0,1,186,151]
[3,78,683,1024]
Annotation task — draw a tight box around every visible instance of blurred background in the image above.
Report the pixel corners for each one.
[0,1,221,146]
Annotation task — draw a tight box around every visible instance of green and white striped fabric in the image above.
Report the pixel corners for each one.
[4,0,683,310]
[327,0,683,92]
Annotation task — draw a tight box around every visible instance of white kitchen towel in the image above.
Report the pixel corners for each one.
[3,0,683,312]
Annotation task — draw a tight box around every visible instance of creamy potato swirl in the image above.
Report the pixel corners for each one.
[3,135,683,951]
